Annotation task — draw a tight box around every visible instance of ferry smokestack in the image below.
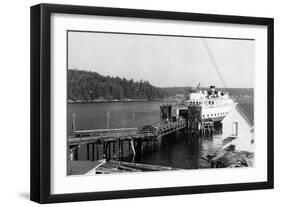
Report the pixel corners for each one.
[210,85,215,95]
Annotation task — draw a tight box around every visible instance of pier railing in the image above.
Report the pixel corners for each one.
[74,128,139,138]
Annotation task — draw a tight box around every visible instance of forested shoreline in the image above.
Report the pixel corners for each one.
[68,69,254,102]
[68,69,164,101]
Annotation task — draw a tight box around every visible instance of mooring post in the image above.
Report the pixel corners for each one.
[106,111,110,129]
[132,111,135,127]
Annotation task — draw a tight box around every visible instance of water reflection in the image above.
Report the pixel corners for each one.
[132,130,224,169]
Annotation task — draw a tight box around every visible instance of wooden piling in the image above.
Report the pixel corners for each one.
[96,144,99,160]
[103,142,106,158]
[108,142,111,160]
[72,113,76,136]
[74,146,78,160]
[128,140,131,155]
[130,140,136,155]
[121,140,124,158]
[86,144,90,160]
[113,142,116,159]
[91,143,95,161]
[106,111,110,129]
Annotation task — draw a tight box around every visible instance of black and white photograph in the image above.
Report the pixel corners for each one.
[28,2,274,204]
[67,31,255,175]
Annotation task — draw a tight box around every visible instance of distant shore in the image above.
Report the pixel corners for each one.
[68,99,167,104]
[68,96,253,104]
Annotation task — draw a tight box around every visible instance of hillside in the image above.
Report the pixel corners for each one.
[68,69,164,101]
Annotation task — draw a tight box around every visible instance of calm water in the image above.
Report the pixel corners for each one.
[68,99,253,169]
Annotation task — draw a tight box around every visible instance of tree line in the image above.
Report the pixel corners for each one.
[68,69,164,101]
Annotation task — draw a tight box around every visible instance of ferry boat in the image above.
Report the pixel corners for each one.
[176,85,236,122]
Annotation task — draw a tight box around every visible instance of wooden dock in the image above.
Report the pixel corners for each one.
[68,118,186,162]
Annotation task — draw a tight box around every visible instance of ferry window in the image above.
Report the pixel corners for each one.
[209,101,211,104]
[232,122,238,136]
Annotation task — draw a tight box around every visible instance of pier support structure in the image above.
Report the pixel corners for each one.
[186,105,215,135]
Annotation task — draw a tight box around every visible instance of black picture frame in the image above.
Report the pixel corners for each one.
[30,3,274,204]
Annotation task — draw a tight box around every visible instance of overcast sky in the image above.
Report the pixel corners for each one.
[68,31,254,88]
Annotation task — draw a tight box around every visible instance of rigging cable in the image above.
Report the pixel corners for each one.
[201,38,227,88]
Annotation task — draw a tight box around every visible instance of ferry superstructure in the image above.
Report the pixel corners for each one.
[177,85,236,122]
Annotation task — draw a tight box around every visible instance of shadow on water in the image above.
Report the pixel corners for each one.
[131,129,224,169]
